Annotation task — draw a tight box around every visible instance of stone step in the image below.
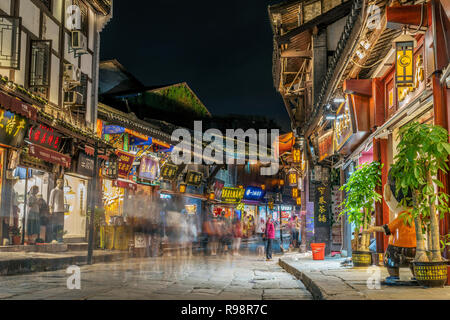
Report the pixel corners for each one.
[66,243,88,251]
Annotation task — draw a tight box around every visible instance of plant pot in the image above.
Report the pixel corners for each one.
[447,263,450,286]
[352,251,372,267]
[12,236,21,245]
[413,261,448,288]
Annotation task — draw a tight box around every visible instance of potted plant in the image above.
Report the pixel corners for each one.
[340,161,382,267]
[390,121,449,287]
[8,226,22,245]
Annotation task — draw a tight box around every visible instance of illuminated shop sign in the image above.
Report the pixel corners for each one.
[116,150,135,178]
[221,187,245,204]
[28,124,62,151]
[333,99,355,152]
[185,170,203,187]
[243,186,265,201]
[0,108,27,147]
[77,152,95,177]
[160,163,178,181]
[138,156,159,181]
[395,38,415,87]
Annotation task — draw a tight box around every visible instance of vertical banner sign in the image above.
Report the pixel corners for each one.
[138,156,159,181]
[116,150,135,178]
[314,183,330,227]
[395,39,415,87]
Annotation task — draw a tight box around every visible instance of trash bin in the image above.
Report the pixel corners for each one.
[311,243,326,260]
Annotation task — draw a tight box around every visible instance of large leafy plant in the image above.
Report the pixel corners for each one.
[390,122,450,262]
[340,161,382,251]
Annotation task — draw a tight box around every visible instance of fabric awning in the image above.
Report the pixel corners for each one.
[113,178,137,191]
[28,143,71,168]
[0,91,37,120]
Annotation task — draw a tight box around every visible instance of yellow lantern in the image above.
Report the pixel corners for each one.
[208,192,215,201]
[268,201,274,210]
[395,34,416,87]
[179,183,187,193]
[238,185,244,189]
[261,184,266,190]
[292,188,298,198]
[279,179,285,186]
[293,147,301,164]
[288,171,298,186]
[296,197,302,206]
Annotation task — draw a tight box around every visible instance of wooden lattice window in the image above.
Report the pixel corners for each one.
[29,40,51,88]
[0,16,21,70]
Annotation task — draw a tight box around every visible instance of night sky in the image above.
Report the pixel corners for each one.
[99,0,290,132]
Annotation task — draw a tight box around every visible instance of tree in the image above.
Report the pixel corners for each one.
[390,122,450,262]
[340,161,382,251]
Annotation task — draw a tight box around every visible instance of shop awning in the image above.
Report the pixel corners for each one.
[113,178,137,191]
[28,143,71,168]
[0,91,37,120]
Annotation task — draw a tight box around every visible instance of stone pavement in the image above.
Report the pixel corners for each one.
[279,253,450,300]
[0,250,128,276]
[0,254,313,300]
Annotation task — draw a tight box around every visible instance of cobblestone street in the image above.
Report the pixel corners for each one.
[0,255,312,300]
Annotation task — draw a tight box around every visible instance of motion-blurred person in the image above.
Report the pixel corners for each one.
[291,215,301,249]
[209,217,221,256]
[265,216,275,261]
[26,186,40,244]
[232,218,243,256]
[186,215,197,257]
[256,217,265,241]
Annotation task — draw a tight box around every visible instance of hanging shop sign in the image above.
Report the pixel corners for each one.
[288,170,298,187]
[185,204,197,215]
[113,179,137,191]
[160,163,178,180]
[398,53,425,109]
[116,150,135,178]
[138,156,159,181]
[28,124,62,151]
[333,101,355,152]
[77,152,95,177]
[0,91,37,120]
[103,125,125,134]
[0,108,28,148]
[318,129,334,162]
[28,143,71,168]
[185,170,203,187]
[395,35,416,87]
[243,186,265,201]
[314,183,330,227]
[221,187,245,204]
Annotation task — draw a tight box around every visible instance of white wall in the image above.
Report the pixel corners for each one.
[14,31,28,86]
[19,0,40,37]
[88,9,94,50]
[43,14,60,54]
[86,82,92,123]
[0,0,11,14]
[50,54,61,105]
[80,53,92,78]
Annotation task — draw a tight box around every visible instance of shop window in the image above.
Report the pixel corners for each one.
[29,40,51,93]
[0,16,21,70]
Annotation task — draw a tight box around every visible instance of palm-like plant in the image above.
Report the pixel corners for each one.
[340,161,383,251]
[390,122,450,262]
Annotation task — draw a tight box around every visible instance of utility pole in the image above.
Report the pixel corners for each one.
[87,141,99,265]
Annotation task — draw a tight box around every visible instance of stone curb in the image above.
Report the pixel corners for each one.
[278,258,326,300]
[0,251,129,276]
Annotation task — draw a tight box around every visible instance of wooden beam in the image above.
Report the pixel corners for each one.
[343,79,373,96]
[275,1,353,45]
[281,49,312,58]
[386,3,429,29]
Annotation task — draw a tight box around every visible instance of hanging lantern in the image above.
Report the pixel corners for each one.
[208,191,215,201]
[288,171,298,187]
[279,179,285,186]
[238,185,244,189]
[261,184,266,190]
[296,197,302,206]
[292,188,299,199]
[293,144,302,164]
[179,183,187,193]
[394,33,416,87]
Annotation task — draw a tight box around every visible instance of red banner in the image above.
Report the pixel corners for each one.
[113,179,137,191]
[116,150,135,178]
[28,143,71,168]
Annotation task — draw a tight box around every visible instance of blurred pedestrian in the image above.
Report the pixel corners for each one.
[232,218,242,256]
[256,217,265,241]
[265,216,275,261]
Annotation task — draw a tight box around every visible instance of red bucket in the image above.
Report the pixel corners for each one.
[311,243,326,260]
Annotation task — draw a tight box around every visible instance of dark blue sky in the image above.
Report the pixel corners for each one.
[99,0,290,131]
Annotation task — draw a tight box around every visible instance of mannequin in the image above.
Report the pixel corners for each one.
[363,170,416,284]
[49,179,65,243]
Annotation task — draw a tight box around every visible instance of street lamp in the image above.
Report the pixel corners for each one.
[208,191,215,201]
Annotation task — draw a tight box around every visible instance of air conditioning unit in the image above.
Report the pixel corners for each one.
[71,30,88,55]
[63,64,81,84]
[64,91,83,105]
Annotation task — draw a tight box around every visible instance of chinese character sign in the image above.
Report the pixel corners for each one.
[314,183,330,227]
[28,124,62,151]
[116,150,135,178]
[0,108,28,148]
[185,171,203,187]
[160,163,178,181]
[139,157,159,181]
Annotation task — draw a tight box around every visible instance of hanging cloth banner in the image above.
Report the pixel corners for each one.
[116,150,135,178]
[28,143,71,168]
